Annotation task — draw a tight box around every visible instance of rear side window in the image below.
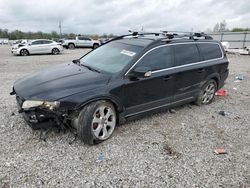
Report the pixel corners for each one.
[197,43,222,60]
[174,44,200,66]
[43,40,52,44]
[136,46,173,71]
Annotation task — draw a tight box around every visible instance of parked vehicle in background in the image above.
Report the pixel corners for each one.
[11,32,229,145]
[11,39,63,56]
[221,42,230,52]
[0,38,9,44]
[62,36,101,49]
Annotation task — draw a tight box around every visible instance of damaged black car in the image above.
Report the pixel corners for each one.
[11,32,229,145]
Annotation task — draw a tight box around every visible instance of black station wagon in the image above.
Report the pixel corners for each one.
[11,32,229,145]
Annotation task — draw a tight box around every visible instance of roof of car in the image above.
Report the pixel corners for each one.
[114,35,218,48]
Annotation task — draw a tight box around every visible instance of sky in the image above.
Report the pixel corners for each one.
[0,0,249,35]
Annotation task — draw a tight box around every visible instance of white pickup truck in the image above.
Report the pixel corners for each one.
[62,36,101,49]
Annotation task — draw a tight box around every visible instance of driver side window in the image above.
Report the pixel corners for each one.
[135,46,173,71]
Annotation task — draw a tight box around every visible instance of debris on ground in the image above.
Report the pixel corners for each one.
[214,148,227,155]
[10,112,15,116]
[163,142,182,159]
[235,75,244,81]
[97,153,105,162]
[218,111,231,116]
[233,87,237,91]
[169,109,176,114]
[215,89,228,96]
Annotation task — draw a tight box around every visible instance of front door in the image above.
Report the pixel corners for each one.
[122,46,175,116]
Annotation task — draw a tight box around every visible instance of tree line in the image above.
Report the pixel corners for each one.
[211,20,250,33]
[0,29,115,40]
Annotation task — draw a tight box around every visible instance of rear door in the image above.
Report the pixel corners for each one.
[123,46,175,116]
[173,43,205,101]
[77,37,92,47]
[42,40,53,53]
[197,43,225,87]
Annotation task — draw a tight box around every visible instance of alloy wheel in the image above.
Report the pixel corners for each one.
[20,50,28,56]
[201,82,216,104]
[91,105,116,140]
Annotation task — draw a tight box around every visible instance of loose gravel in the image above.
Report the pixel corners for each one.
[0,45,250,187]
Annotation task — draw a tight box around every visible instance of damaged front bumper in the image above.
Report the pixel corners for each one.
[15,95,72,130]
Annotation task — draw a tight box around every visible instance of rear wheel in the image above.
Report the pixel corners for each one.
[52,48,59,55]
[68,43,75,49]
[20,49,29,56]
[195,79,217,106]
[77,101,117,145]
[93,43,99,49]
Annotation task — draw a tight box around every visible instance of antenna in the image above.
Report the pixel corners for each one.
[59,21,62,38]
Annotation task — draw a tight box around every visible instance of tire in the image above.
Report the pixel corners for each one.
[20,49,29,56]
[77,101,117,145]
[52,48,59,55]
[195,79,217,106]
[68,43,75,49]
[93,43,99,49]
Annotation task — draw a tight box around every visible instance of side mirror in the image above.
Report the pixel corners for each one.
[72,59,80,64]
[131,66,152,78]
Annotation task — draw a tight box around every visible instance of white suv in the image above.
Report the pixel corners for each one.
[12,39,63,56]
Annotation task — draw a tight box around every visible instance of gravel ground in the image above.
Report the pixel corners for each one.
[0,45,250,188]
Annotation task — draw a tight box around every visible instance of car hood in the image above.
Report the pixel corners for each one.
[12,43,26,49]
[14,62,111,101]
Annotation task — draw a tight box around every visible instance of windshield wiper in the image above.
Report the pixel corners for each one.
[80,64,101,73]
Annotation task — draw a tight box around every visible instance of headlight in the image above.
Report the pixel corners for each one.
[22,100,60,110]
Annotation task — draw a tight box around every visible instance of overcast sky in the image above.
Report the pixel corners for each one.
[0,0,249,34]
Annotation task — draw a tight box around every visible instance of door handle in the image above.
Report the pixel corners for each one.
[197,68,205,73]
[163,75,173,81]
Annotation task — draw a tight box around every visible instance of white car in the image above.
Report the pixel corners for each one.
[11,39,63,56]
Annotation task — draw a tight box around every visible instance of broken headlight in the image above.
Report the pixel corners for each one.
[22,100,60,110]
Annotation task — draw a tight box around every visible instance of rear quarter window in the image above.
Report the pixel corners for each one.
[174,44,200,66]
[197,43,222,60]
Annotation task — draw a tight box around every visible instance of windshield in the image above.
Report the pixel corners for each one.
[79,42,143,74]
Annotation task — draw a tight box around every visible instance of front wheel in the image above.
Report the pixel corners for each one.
[77,101,117,145]
[20,49,29,56]
[68,43,75,49]
[195,79,217,106]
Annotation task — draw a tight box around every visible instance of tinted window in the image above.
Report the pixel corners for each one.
[198,43,222,60]
[43,40,52,44]
[136,46,173,71]
[174,44,200,66]
[78,37,90,40]
[32,40,42,45]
